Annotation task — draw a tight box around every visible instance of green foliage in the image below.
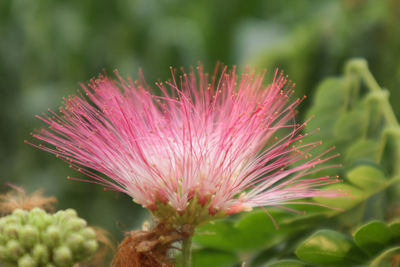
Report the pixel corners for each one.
[295,230,364,265]
[191,249,238,267]
[194,210,324,252]
[346,166,386,190]
[0,208,98,267]
[267,259,310,267]
[293,219,400,266]
[353,221,391,255]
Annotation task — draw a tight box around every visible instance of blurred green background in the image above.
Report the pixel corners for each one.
[1,0,400,262]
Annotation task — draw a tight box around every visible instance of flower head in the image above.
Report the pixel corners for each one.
[29,65,341,226]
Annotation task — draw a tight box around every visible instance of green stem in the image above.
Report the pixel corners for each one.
[346,58,400,175]
[361,67,399,127]
[347,59,399,127]
[181,236,192,267]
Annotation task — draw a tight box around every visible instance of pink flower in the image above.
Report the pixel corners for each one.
[29,65,341,224]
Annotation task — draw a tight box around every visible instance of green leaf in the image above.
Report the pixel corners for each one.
[346,166,387,191]
[193,220,245,251]
[266,259,310,267]
[344,139,380,165]
[333,109,366,142]
[193,210,289,252]
[312,77,348,110]
[314,184,364,210]
[194,209,299,251]
[194,209,325,252]
[234,210,292,249]
[234,209,327,250]
[353,221,391,255]
[304,78,348,144]
[389,219,400,242]
[334,202,365,229]
[305,106,342,139]
[369,246,400,267]
[295,230,364,265]
[191,249,238,267]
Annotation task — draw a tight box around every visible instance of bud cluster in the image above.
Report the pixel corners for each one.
[0,208,98,267]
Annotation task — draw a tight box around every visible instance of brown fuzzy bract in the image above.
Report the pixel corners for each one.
[0,184,57,215]
[112,223,185,267]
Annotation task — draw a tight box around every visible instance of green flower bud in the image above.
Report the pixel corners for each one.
[54,211,66,222]
[18,254,36,267]
[83,240,98,255]
[43,226,60,247]
[19,225,39,248]
[66,233,84,252]
[28,209,46,228]
[53,246,72,266]
[4,223,20,239]
[12,209,27,224]
[0,217,6,227]
[3,216,19,225]
[36,214,53,231]
[6,240,24,260]
[64,209,77,218]
[30,207,46,217]
[79,227,96,239]
[0,232,7,245]
[0,245,7,259]
[32,243,49,264]
[12,208,27,217]
[65,218,86,231]
[74,239,98,261]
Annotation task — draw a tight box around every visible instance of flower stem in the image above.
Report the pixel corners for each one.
[181,236,192,267]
